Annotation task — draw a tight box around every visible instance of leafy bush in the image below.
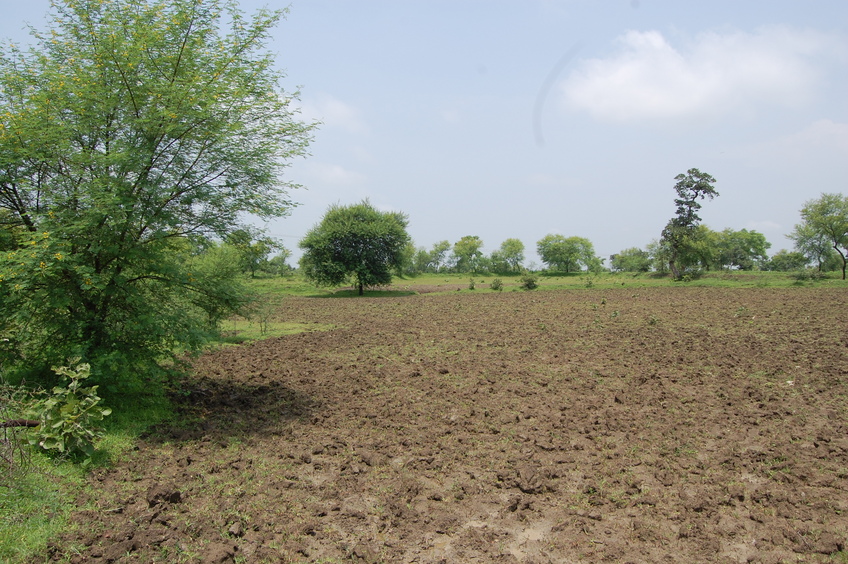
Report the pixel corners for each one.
[28,361,111,460]
[792,269,827,282]
[520,274,538,290]
[490,278,503,291]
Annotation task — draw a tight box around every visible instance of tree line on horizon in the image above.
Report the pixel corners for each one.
[263,189,847,284]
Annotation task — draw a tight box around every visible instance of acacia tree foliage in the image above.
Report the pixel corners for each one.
[451,236,484,273]
[299,200,411,295]
[790,193,848,279]
[660,168,718,279]
[536,234,599,273]
[490,238,525,274]
[0,0,314,384]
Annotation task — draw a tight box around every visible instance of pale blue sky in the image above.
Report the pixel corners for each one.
[3,1,847,267]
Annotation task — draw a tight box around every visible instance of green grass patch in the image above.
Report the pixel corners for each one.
[243,270,846,298]
[0,384,174,562]
[0,454,89,563]
[216,319,336,345]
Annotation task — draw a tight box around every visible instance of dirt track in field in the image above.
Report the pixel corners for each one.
[45,287,848,563]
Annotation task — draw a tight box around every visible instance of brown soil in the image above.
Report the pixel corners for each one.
[43,287,848,563]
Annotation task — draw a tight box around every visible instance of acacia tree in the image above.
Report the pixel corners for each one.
[299,201,411,295]
[0,0,314,384]
[790,193,848,279]
[536,234,599,273]
[660,168,718,279]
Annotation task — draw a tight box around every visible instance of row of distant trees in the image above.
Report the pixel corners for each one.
[403,234,600,275]
[293,186,848,292]
[120,175,845,285]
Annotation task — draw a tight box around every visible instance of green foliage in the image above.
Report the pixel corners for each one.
[610,247,652,272]
[467,277,476,290]
[28,361,111,460]
[490,238,525,274]
[490,278,503,291]
[715,228,771,270]
[764,250,809,271]
[520,273,538,290]
[660,168,719,279]
[409,240,451,274]
[790,193,848,279]
[299,200,411,295]
[225,228,284,278]
[452,236,485,273]
[0,0,315,384]
[536,234,600,273]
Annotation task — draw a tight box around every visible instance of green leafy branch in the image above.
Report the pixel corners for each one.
[27,360,112,460]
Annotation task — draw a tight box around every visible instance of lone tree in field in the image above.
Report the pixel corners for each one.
[299,201,411,295]
[790,193,848,279]
[660,168,719,279]
[0,0,315,385]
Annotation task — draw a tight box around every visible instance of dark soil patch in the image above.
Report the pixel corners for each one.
[40,287,848,563]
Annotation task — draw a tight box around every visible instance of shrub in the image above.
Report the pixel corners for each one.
[28,360,112,461]
[490,278,503,291]
[520,274,538,290]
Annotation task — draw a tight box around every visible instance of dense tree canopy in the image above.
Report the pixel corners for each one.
[536,234,600,273]
[490,238,525,274]
[610,247,651,272]
[790,193,848,279]
[764,249,809,272]
[299,201,411,295]
[451,236,485,273]
[0,0,314,384]
[660,168,718,279]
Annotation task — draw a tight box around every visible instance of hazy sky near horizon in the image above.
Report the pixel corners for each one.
[3,1,847,266]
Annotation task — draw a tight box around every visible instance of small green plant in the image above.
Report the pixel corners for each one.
[28,360,112,460]
[519,274,538,290]
[468,278,476,290]
[490,278,503,291]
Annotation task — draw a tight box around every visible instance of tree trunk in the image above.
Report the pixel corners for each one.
[669,256,681,280]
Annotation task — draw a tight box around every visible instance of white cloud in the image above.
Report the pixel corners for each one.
[560,27,842,122]
[299,94,368,133]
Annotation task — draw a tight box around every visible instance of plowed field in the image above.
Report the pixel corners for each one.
[45,287,848,563]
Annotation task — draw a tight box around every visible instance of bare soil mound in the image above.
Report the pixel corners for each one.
[43,287,848,563]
